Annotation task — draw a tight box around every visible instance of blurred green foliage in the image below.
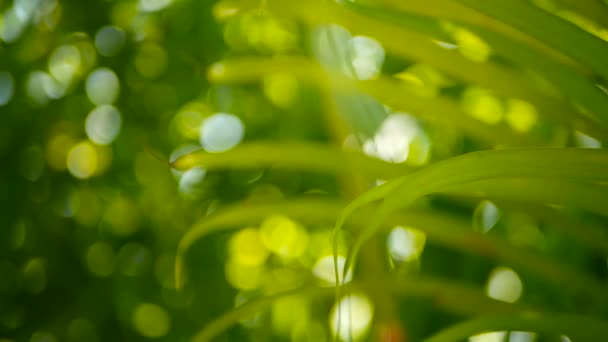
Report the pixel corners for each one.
[1,0,608,342]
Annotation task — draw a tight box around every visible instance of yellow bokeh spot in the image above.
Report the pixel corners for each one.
[134,43,168,79]
[260,215,309,260]
[46,134,76,170]
[272,295,309,336]
[448,26,492,62]
[85,242,115,277]
[132,303,171,338]
[260,17,297,53]
[171,103,206,140]
[111,2,138,29]
[406,132,431,166]
[225,258,266,290]
[462,87,503,125]
[223,15,249,51]
[73,38,98,73]
[233,11,297,53]
[229,228,269,266]
[505,99,538,132]
[48,45,82,86]
[263,73,299,109]
[103,197,140,236]
[67,141,98,179]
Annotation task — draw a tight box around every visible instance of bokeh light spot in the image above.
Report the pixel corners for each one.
[1,9,27,43]
[46,134,75,170]
[67,141,98,179]
[200,113,245,153]
[364,113,429,164]
[272,295,309,336]
[178,167,207,196]
[473,200,500,233]
[103,197,140,236]
[132,303,171,338]
[260,16,297,53]
[171,104,206,140]
[387,226,426,262]
[506,99,538,133]
[26,71,66,105]
[447,26,492,62]
[25,71,47,106]
[486,267,523,303]
[509,331,536,342]
[312,24,352,74]
[313,255,352,285]
[260,215,308,260]
[0,71,15,106]
[95,26,126,57]
[134,43,168,79]
[85,105,122,145]
[225,259,266,290]
[574,131,602,148]
[462,87,503,125]
[349,36,385,80]
[263,73,299,109]
[330,294,374,341]
[86,68,120,105]
[138,0,173,13]
[48,45,82,86]
[229,228,269,266]
[469,332,506,342]
[22,258,47,294]
[85,242,115,277]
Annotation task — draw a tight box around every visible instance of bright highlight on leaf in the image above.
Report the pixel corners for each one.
[485,267,523,303]
[387,226,426,262]
[199,113,245,153]
[330,294,374,341]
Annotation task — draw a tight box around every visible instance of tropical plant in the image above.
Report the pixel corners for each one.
[1,0,608,341]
